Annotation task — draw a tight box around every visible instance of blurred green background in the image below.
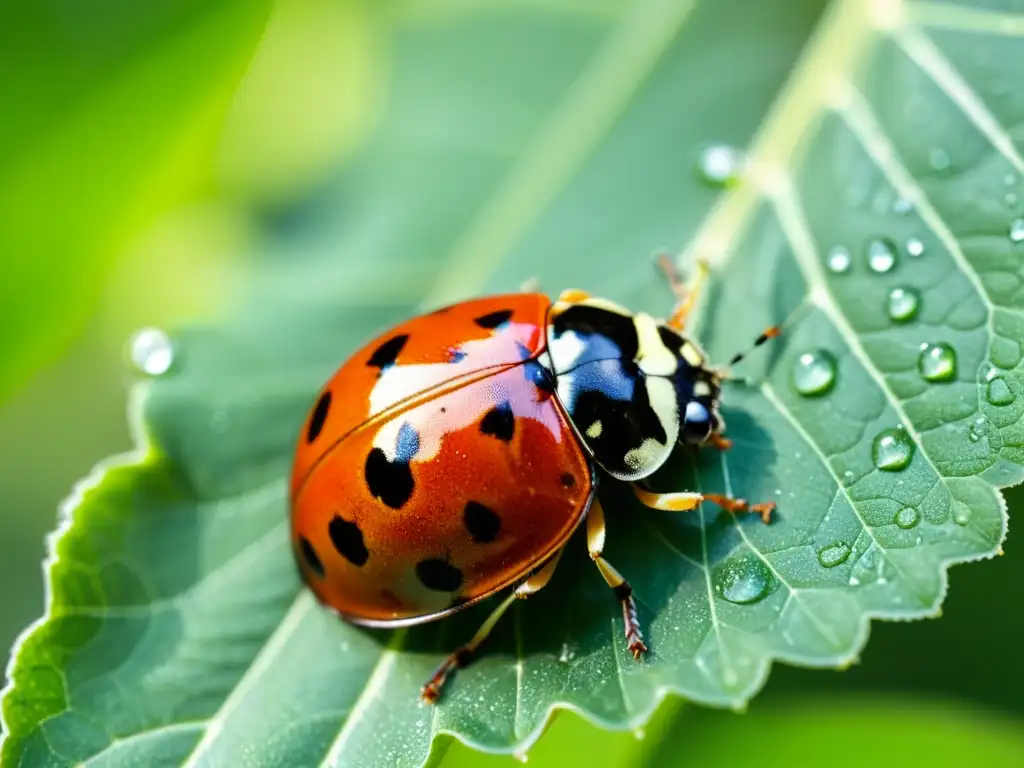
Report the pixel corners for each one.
[1,1,1021,766]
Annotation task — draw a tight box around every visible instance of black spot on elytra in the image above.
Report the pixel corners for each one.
[306,391,331,443]
[328,516,369,566]
[365,448,414,508]
[474,309,513,329]
[560,473,576,489]
[480,401,515,442]
[416,559,464,592]
[367,334,409,371]
[463,501,501,543]
[298,536,324,577]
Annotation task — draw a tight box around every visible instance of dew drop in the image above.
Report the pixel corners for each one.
[713,556,777,605]
[128,327,174,376]
[918,343,957,382]
[1010,218,1024,243]
[865,238,897,273]
[817,542,852,568]
[968,416,993,444]
[872,427,915,471]
[953,502,972,527]
[826,246,851,274]
[986,376,1015,406]
[895,507,921,530]
[792,349,838,397]
[905,237,925,257]
[697,144,743,186]
[928,148,951,172]
[887,287,920,323]
[892,197,913,216]
[1005,192,1019,209]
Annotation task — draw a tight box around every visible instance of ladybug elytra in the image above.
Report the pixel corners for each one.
[289,258,777,702]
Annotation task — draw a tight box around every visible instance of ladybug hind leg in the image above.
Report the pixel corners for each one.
[586,498,647,660]
[421,548,564,704]
[632,484,774,524]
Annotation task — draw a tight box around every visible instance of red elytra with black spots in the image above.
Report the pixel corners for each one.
[289,282,775,701]
[290,294,594,625]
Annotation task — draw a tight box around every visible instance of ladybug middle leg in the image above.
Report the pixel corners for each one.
[586,498,647,660]
[632,484,775,524]
[421,548,564,703]
[657,254,709,331]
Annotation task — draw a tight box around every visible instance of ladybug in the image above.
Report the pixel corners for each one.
[289,258,778,702]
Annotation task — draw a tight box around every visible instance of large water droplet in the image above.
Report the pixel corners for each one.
[986,376,1015,406]
[905,237,925,257]
[873,427,915,471]
[128,328,174,376]
[698,144,742,186]
[887,287,920,323]
[826,246,851,274]
[792,349,838,397]
[817,542,852,568]
[1010,218,1024,243]
[866,238,897,273]
[713,556,777,605]
[918,343,957,382]
[895,507,921,530]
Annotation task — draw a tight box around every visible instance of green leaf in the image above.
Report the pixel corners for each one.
[0,0,272,404]
[5,0,1023,765]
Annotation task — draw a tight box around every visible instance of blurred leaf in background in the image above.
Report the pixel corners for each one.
[0,0,276,404]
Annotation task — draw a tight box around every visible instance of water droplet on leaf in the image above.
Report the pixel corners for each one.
[817,542,852,568]
[873,427,915,471]
[892,197,913,215]
[826,246,851,274]
[1010,218,1024,243]
[713,556,777,604]
[953,502,972,527]
[887,287,920,322]
[866,238,897,273]
[698,144,742,186]
[986,376,1014,406]
[918,343,957,382]
[895,507,921,530]
[128,328,174,376]
[792,350,837,397]
[905,237,925,257]
[928,148,951,172]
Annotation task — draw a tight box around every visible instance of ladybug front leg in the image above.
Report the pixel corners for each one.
[586,498,647,660]
[421,548,564,704]
[657,254,709,331]
[632,484,775,524]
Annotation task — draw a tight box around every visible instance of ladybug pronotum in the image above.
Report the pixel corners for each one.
[289,258,777,702]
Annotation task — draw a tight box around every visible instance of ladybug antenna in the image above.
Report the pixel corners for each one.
[719,302,809,375]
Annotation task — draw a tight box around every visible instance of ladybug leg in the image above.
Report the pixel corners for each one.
[421,548,564,704]
[585,498,647,660]
[657,254,709,331]
[632,484,774,524]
